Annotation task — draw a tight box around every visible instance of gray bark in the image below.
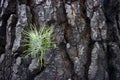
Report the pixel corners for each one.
[0,0,120,80]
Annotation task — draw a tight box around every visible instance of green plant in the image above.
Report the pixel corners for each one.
[23,24,56,67]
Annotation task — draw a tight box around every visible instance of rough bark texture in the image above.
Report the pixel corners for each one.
[0,0,120,80]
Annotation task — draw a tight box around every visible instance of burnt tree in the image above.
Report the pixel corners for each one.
[0,0,120,80]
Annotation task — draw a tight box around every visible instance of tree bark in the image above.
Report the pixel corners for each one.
[0,0,120,80]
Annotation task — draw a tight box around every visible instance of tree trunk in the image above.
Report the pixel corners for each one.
[0,0,120,80]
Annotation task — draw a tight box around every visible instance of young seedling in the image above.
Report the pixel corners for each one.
[23,24,56,67]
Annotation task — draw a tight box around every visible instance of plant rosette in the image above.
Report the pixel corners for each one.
[23,24,56,67]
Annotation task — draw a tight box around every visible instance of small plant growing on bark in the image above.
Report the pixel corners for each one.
[23,24,56,67]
